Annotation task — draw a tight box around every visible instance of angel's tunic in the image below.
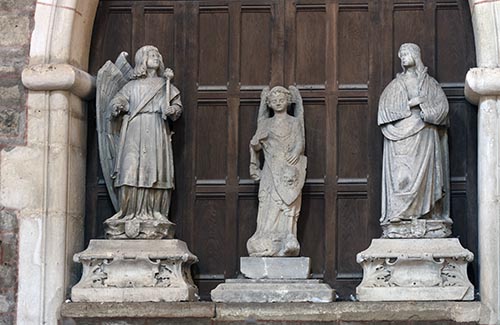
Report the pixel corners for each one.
[247,116,306,257]
[378,72,449,224]
[112,77,181,190]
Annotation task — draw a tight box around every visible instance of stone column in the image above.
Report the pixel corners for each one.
[14,1,98,324]
[465,1,500,324]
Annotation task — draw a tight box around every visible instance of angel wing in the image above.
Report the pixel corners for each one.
[96,52,133,211]
[288,86,304,137]
[257,86,271,127]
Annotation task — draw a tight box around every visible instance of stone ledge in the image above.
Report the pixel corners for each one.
[61,301,483,323]
[60,302,215,319]
[465,67,500,105]
[21,63,95,99]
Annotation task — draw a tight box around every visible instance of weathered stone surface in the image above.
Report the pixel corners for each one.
[0,86,20,101]
[61,302,215,319]
[0,109,19,135]
[0,292,15,313]
[378,43,451,239]
[211,280,334,303]
[0,16,30,46]
[0,264,16,287]
[0,209,17,232]
[247,86,306,257]
[240,257,310,279]
[72,239,198,302]
[215,301,481,323]
[0,0,35,11]
[356,238,474,301]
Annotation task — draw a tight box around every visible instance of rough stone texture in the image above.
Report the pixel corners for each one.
[72,239,199,302]
[0,208,18,324]
[0,16,30,46]
[240,257,310,279]
[211,280,334,303]
[60,301,482,324]
[0,109,20,136]
[247,86,306,257]
[357,238,474,301]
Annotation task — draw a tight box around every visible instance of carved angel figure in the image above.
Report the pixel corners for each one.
[378,43,451,238]
[246,86,307,257]
[96,45,182,239]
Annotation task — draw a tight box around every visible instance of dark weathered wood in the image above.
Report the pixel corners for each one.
[88,0,477,300]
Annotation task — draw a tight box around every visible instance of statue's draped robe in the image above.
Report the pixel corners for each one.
[247,116,306,257]
[378,73,450,225]
[106,77,181,233]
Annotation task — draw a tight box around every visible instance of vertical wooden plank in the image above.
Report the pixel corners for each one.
[170,1,186,239]
[367,0,383,240]
[131,3,144,55]
[324,0,337,285]
[424,1,437,76]
[225,0,242,278]
[284,0,296,86]
[183,1,199,252]
[270,0,285,86]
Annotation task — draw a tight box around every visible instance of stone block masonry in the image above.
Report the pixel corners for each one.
[0,0,36,146]
[0,208,19,325]
[0,1,36,324]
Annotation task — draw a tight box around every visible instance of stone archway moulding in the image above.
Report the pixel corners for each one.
[15,0,500,324]
[15,1,98,324]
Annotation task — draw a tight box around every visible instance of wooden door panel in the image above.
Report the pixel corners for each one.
[195,103,228,180]
[144,7,175,69]
[88,0,477,300]
[337,5,369,86]
[198,8,230,87]
[337,101,368,180]
[297,195,326,276]
[304,101,327,179]
[240,6,273,86]
[435,4,471,82]
[295,5,326,85]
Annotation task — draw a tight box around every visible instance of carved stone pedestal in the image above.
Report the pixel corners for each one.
[71,239,199,302]
[356,238,474,301]
[211,257,335,303]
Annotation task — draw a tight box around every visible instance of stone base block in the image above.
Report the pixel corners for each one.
[211,279,335,303]
[71,239,199,302]
[240,257,310,279]
[356,238,474,301]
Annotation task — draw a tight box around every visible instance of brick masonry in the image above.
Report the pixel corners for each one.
[0,1,36,324]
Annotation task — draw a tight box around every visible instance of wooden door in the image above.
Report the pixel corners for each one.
[87,0,477,300]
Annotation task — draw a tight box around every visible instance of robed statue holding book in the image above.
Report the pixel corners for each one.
[378,43,452,238]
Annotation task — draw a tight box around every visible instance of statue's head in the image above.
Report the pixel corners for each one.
[132,45,166,79]
[266,86,292,113]
[398,43,425,73]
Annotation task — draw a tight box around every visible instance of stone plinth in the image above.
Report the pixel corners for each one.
[211,257,335,303]
[72,239,199,302]
[356,238,474,301]
[240,257,310,279]
[211,279,333,303]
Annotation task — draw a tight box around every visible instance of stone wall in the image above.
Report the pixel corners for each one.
[0,1,36,324]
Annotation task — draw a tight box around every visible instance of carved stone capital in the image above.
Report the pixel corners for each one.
[22,63,96,100]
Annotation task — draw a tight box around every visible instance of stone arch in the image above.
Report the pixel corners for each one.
[16,0,499,324]
[18,1,98,324]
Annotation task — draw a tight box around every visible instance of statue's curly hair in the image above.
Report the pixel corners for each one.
[266,86,292,106]
[132,45,166,79]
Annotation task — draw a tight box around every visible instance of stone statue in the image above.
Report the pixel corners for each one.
[247,86,307,257]
[378,43,452,238]
[96,45,182,239]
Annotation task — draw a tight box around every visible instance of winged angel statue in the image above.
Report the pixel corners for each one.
[96,45,182,240]
[246,86,307,257]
